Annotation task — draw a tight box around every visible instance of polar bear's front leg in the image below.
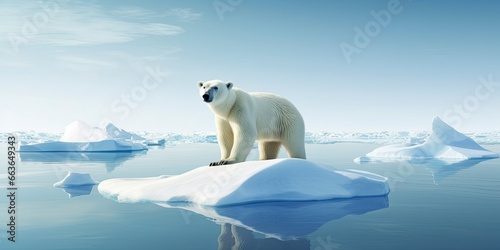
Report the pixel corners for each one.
[210,119,234,166]
[211,121,256,166]
[225,121,256,164]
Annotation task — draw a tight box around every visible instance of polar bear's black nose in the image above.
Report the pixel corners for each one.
[203,94,210,102]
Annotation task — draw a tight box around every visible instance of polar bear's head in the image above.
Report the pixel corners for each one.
[198,80,233,104]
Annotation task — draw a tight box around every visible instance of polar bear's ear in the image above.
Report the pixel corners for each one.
[226,82,233,90]
[197,81,204,88]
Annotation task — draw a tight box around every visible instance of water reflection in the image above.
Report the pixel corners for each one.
[357,158,494,184]
[218,224,310,250]
[160,196,388,247]
[19,151,146,172]
[59,185,96,198]
[412,158,494,184]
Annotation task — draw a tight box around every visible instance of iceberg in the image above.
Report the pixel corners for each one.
[98,158,390,206]
[18,120,148,152]
[355,117,499,162]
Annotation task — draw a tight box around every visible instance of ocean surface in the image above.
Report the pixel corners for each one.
[1,143,499,249]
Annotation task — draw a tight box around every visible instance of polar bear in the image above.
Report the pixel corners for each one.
[198,80,306,166]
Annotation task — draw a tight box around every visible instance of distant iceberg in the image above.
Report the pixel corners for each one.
[19,120,148,152]
[355,117,499,162]
[98,158,390,206]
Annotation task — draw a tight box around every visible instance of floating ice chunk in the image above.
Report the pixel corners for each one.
[355,117,499,162]
[98,158,390,206]
[53,172,98,188]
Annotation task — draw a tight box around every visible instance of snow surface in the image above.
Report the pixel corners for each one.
[98,158,390,206]
[159,196,388,240]
[18,120,149,152]
[53,172,98,187]
[355,117,499,162]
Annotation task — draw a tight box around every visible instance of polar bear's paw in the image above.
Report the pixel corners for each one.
[209,160,236,167]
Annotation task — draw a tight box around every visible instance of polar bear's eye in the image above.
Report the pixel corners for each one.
[213,87,218,90]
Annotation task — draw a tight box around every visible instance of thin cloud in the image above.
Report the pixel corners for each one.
[0,2,184,47]
[58,55,118,68]
[111,6,156,19]
[164,8,203,21]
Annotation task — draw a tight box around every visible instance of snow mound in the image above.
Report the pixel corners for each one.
[98,158,390,206]
[53,172,98,187]
[355,117,499,162]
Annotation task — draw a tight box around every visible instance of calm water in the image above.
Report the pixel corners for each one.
[1,143,499,249]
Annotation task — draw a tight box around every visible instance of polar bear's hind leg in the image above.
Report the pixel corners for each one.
[259,141,282,160]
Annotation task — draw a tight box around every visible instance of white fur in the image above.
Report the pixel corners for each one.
[198,80,306,166]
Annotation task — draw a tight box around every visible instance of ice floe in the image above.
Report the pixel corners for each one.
[98,158,390,206]
[355,117,499,162]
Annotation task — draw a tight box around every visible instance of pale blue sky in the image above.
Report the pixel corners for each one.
[1,0,499,133]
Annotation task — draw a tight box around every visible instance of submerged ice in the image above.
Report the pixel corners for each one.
[98,158,390,206]
[355,117,499,162]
